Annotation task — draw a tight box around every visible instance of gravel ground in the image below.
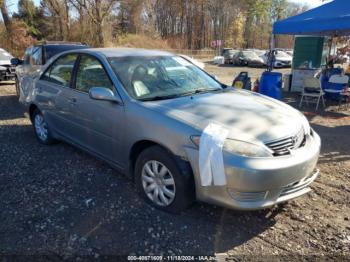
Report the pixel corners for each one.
[0,65,349,260]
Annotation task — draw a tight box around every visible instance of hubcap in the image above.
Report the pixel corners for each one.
[141,160,176,207]
[34,114,48,141]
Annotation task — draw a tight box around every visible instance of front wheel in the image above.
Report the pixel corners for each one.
[135,146,194,213]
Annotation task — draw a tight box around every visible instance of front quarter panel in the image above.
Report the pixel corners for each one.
[123,101,199,165]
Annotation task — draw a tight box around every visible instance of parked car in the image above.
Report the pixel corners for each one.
[233,50,265,67]
[0,48,16,82]
[222,49,239,64]
[285,50,294,57]
[274,50,293,68]
[19,48,320,213]
[252,49,267,57]
[260,50,293,68]
[12,41,88,97]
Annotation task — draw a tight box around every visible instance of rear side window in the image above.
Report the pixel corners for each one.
[41,54,78,87]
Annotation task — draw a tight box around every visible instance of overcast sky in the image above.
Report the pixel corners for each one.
[7,0,328,14]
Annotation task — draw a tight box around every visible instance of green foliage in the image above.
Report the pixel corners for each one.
[13,0,43,38]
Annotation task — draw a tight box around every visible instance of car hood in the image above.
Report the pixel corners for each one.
[0,60,11,66]
[143,89,304,143]
[246,57,264,62]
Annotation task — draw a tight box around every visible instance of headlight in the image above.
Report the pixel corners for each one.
[223,139,273,157]
[0,66,7,71]
[190,136,273,158]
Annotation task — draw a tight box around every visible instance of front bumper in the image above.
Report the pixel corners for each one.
[185,130,321,210]
[0,69,16,81]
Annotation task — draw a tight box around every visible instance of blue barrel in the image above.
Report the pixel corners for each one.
[259,72,282,100]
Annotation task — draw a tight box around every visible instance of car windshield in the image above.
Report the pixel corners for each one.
[108,56,223,101]
[254,50,265,56]
[276,51,290,58]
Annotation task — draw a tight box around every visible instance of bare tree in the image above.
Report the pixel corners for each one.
[69,0,118,46]
[41,0,72,40]
[0,0,12,34]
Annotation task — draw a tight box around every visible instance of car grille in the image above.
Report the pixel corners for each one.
[9,66,16,73]
[227,189,267,202]
[265,128,305,156]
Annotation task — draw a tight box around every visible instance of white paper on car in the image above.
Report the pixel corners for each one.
[199,123,229,186]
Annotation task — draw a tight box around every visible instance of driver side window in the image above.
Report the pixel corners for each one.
[75,55,113,93]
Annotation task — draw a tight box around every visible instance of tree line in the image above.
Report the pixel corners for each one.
[0,0,308,56]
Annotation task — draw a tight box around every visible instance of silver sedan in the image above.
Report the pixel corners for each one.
[19,48,320,212]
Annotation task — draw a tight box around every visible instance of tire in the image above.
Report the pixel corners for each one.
[135,145,195,213]
[32,109,56,145]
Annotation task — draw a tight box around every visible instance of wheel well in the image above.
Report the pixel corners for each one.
[128,140,194,187]
[29,104,38,122]
[129,140,159,177]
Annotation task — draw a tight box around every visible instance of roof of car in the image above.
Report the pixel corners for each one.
[87,48,173,57]
[42,44,88,48]
[39,41,86,46]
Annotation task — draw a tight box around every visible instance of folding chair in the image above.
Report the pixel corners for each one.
[299,77,325,110]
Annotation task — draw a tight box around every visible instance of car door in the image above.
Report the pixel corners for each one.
[36,53,79,139]
[69,54,125,167]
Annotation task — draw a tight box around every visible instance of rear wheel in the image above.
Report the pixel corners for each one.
[32,109,56,145]
[135,146,194,213]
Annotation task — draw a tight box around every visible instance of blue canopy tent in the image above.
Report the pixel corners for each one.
[273,0,350,36]
[271,0,350,95]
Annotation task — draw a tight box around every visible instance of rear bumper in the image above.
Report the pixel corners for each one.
[185,130,321,210]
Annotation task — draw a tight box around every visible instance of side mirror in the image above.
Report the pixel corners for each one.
[89,87,121,103]
[10,58,23,66]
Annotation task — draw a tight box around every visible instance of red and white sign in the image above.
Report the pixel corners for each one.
[211,40,222,48]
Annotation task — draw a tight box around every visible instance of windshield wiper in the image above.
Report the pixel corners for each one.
[139,94,180,101]
[139,88,223,102]
[178,88,223,97]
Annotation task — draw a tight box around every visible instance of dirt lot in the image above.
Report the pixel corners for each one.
[0,64,349,260]
[201,62,290,86]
